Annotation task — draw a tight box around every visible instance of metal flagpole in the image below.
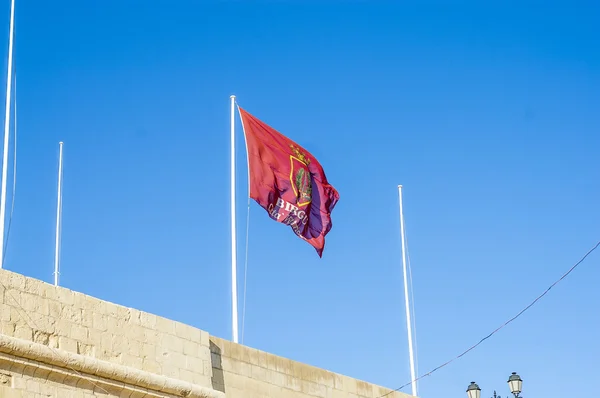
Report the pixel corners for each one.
[230,95,239,343]
[398,185,417,396]
[0,0,16,267]
[54,142,64,286]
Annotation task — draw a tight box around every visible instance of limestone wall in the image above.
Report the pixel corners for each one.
[0,269,413,398]
[0,269,219,397]
[209,337,409,398]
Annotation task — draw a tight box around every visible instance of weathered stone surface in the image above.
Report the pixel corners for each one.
[209,336,413,398]
[0,269,413,398]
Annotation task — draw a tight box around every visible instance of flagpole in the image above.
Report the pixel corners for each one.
[398,185,417,396]
[230,95,239,343]
[53,142,64,286]
[0,0,16,268]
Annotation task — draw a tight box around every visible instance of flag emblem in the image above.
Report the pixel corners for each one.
[289,145,312,207]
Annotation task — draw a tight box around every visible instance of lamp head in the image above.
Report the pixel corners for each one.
[467,381,481,398]
[507,372,523,395]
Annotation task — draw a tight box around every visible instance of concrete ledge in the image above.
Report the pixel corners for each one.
[0,333,224,398]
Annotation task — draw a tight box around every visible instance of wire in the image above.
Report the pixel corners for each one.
[54,142,64,285]
[404,223,420,389]
[241,197,250,344]
[1,69,16,266]
[378,239,600,398]
[237,98,252,345]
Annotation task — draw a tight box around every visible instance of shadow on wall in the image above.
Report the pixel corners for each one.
[210,339,225,394]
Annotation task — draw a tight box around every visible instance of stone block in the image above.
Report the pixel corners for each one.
[14,325,32,340]
[87,328,103,346]
[24,278,47,297]
[257,350,268,369]
[77,341,95,356]
[47,300,62,318]
[250,363,268,380]
[330,388,350,398]
[155,316,175,335]
[162,365,179,379]
[58,336,78,353]
[0,322,14,336]
[160,333,183,354]
[301,379,327,398]
[198,345,212,362]
[193,373,211,388]
[340,375,358,394]
[4,289,20,308]
[92,313,108,331]
[70,324,88,341]
[123,324,145,342]
[191,326,203,344]
[104,302,119,319]
[127,340,142,357]
[121,353,143,369]
[0,385,21,398]
[110,335,130,355]
[174,321,194,340]
[56,318,73,337]
[245,347,260,366]
[183,340,199,357]
[141,358,161,374]
[140,342,156,360]
[302,366,335,388]
[4,271,26,290]
[0,303,11,322]
[61,305,83,323]
[228,342,251,363]
[142,327,160,345]
[11,372,26,387]
[356,380,374,397]
[139,312,156,330]
[106,315,125,332]
[282,373,302,392]
[116,306,132,322]
[167,351,187,370]
[268,369,286,387]
[185,354,204,373]
[55,288,75,306]
[33,330,55,346]
[26,378,41,393]
[80,309,94,329]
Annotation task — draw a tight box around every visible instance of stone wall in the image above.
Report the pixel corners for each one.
[0,269,219,397]
[210,337,410,398]
[0,269,413,398]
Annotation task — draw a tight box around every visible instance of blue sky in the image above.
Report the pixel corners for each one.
[2,1,599,397]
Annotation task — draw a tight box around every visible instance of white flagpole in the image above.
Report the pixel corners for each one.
[230,95,239,343]
[398,185,417,396]
[0,0,16,268]
[54,142,64,286]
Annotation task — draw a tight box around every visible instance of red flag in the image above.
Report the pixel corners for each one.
[239,107,339,257]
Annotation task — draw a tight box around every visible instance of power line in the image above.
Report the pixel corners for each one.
[378,239,600,398]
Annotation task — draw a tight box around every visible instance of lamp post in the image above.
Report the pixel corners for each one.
[466,372,523,398]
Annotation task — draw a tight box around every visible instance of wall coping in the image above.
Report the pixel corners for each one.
[0,333,224,398]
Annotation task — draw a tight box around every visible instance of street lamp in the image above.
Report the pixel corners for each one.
[466,373,523,398]
[507,372,523,397]
[466,382,481,398]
